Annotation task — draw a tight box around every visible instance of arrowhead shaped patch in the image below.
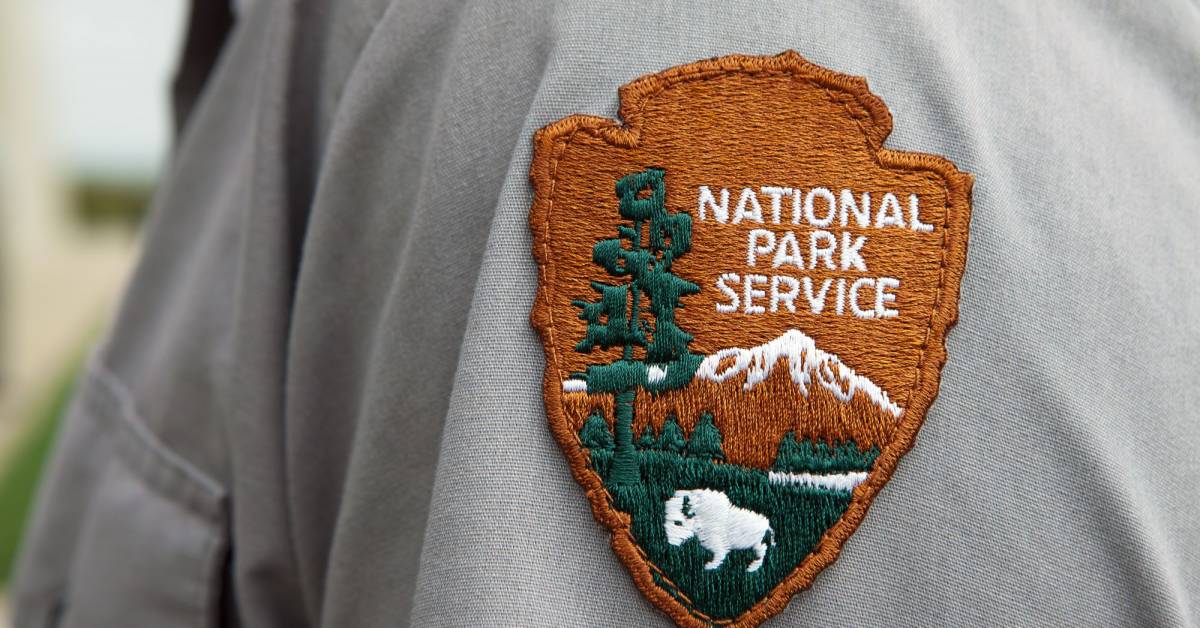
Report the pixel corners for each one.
[529,51,972,627]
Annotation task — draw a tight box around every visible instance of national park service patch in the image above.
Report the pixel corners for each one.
[528,51,972,627]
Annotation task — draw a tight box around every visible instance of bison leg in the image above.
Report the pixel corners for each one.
[704,546,729,570]
[747,542,768,572]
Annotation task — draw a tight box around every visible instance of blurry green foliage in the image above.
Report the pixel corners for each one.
[0,363,78,586]
[70,177,153,231]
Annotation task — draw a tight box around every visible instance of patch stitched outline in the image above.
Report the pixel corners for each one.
[529,51,972,627]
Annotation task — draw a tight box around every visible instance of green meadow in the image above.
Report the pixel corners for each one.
[581,414,876,621]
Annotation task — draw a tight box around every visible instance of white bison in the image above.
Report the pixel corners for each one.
[663,489,774,572]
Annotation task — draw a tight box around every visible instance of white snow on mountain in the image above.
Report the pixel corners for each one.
[694,329,904,418]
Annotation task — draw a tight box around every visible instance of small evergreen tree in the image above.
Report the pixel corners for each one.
[686,413,725,461]
[637,424,659,449]
[580,411,614,450]
[660,416,687,453]
[772,432,803,471]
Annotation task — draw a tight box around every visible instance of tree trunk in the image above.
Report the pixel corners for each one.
[608,388,639,485]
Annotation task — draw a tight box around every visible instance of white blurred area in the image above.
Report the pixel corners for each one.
[0,0,186,617]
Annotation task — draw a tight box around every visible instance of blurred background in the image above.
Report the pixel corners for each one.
[0,0,187,621]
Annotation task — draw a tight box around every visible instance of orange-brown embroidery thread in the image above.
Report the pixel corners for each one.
[530,51,972,627]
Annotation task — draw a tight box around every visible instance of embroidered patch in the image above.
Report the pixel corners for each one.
[529,51,971,627]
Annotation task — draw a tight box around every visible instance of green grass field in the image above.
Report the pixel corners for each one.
[588,447,854,620]
[0,368,76,587]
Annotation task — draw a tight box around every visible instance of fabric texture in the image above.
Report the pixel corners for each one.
[12,1,1200,627]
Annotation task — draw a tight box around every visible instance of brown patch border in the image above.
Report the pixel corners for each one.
[529,51,973,627]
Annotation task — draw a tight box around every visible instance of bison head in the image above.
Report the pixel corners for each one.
[663,491,698,546]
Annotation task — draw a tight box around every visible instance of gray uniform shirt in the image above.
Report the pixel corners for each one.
[13,1,1200,626]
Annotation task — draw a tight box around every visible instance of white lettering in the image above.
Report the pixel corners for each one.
[809,230,837,270]
[804,187,837,227]
[840,232,868,271]
[743,274,768,314]
[772,231,803,269]
[747,229,775,266]
[840,190,871,228]
[760,186,792,224]
[698,186,729,222]
[876,277,900,318]
[849,278,877,318]
[770,275,800,313]
[732,188,763,224]
[909,194,933,232]
[803,277,832,314]
[715,273,740,312]
[875,192,905,228]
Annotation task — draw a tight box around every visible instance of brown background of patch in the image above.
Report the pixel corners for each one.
[530,51,972,628]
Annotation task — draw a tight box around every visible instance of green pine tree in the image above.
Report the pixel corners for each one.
[660,416,687,453]
[637,424,659,449]
[572,168,703,486]
[772,432,803,471]
[686,412,725,461]
[580,411,614,450]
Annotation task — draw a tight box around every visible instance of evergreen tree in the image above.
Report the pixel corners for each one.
[768,432,806,470]
[660,415,687,454]
[580,411,614,450]
[637,424,659,449]
[686,412,725,461]
[572,168,703,485]
[772,432,803,471]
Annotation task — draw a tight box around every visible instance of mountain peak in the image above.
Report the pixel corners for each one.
[694,329,904,418]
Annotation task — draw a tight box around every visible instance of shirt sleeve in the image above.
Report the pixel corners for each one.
[13,1,1200,627]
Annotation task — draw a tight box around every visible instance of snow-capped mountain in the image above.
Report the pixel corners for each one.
[694,329,903,418]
